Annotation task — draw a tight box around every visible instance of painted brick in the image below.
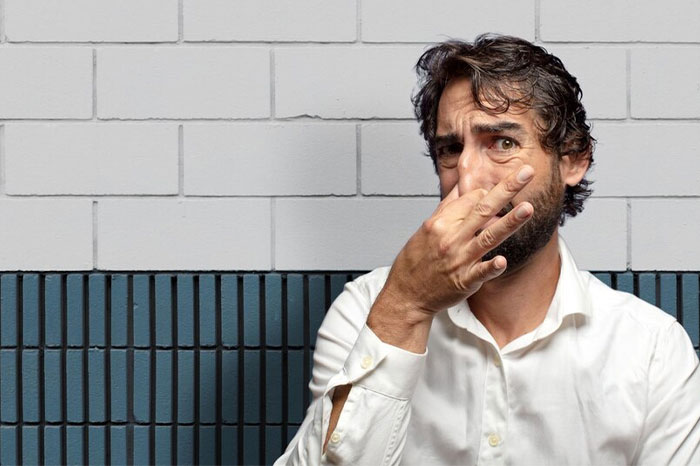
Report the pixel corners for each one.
[221,276,238,347]
[361,123,438,195]
[66,350,83,422]
[97,48,269,119]
[540,0,700,42]
[276,47,423,119]
[362,0,534,42]
[66,274,84,346]
[0,275,17,346]
[5,0,177,42]
[243,275,260,346]
[22,426,39,466]
[133,350,151,422]
[222,426,238,465]
[22,275,39,347]
[5,124,178,195]
[177,426,194,465]
[592,123,700,196]
[88,349,105,422]
[66,426,83,466]
[110,350,127,422]
[45,274,62,347]
[22,350,39,422]
[111,275,129,347]
[244,350,260,423]
[44,350,62,422]
[155,350,172,423]
[275,198,436,269]
[560,199,627,271]
[0,48,91,119]
[631,48,700,118]
[0,426,17,465]
[133,275,151,348]
[199,425,217,466]
[631,200,700,270]
[44,426,62,465]
[222,350,238,423]
[97,199,271,270]
[110,427,128,466]
[0,350,17,422]
[89,275,106,346]
[88,426,106,466]
[133,425,150,465]
[177,274,195,347]
[178,350,194,423]
[199,274,217,346]
[265,274,282,346]
[155,275,173,347]
[155,426,172,465]
[199,350,216,423]
[0,200,92,270]
[545,46,627,119]
[183,0,355,42]
[184,124,356,195]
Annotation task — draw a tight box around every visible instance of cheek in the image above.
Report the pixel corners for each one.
[438,168,458,198]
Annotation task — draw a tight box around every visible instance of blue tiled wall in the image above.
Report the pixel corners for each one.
[0,272,697,465]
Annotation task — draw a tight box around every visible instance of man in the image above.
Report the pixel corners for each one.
[276,34,700,465]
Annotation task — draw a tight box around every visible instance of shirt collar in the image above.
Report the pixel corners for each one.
[446,235,592,352]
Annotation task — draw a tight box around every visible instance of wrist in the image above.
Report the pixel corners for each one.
[367,288,434,353]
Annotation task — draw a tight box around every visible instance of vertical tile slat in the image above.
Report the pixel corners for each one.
[66,425,83,466]
[287,275,304,347]
[66,274,83,347]
[265,425,283,465]
[593,272,612,287]
[199,425,216,466]
[1,275,18,347]
[155,350,172,423]
[155,275,173,347]
[221,350,238,423]
[22,426,39,466]
[110,426,127,466]
[177,425,194,465]
[0,426,17,466]
[266,349,282,424]
[221,275,238,347]
[155,425,171,466]
[178,274,195,348]
[308,275,325,348]
[199,274,217,347]
[88,349,106,422]
[265,274,282,347]
[639,273,656,306]
[66,349,83,422]
[111,275,129,347]
[287,349,304,424]
[243,275,260,347]
[244,350,260,424]
[243,425,260,466]
[44,425,62,465]
[178,350,195,424]
[133,349,151,423]
[22,274,40,347]
[44,349,62,422]
[200,349,217,423]
[682,274,700,347]
[286,425,300,446]
[133,275,151,348]
[659,273,677,318]
[221,425,238,466]
[329,274,348,304]
[0,350,16,422]
[615,272,634,294]
[22,349,39,422]
[111,349,127,422]
[45,274,63,347]
[88,425,106,465]
[89,275,106,347]
[133,425,150,465]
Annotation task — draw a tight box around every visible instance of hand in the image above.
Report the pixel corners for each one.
[370,165,535,337]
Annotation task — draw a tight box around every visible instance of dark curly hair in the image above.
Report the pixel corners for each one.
[412,34,595,224]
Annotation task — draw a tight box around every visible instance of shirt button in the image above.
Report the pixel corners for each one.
[360,355,373,369]
[493,355,502,367]
[488,433,501,447]
[330,432,341,444]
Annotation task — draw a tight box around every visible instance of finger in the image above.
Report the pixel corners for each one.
[439,187,488,222]
[461,165,534,235]
[467,201,534,258]
[464,255,507,290]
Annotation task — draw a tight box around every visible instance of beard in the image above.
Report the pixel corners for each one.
[481,166,564,272]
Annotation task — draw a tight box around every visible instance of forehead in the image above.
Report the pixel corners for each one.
[436,77,538,136]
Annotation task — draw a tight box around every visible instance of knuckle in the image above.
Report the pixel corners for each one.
[477,229,499,250]
[473,201,493,217]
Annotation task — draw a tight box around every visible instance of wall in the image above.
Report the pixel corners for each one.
[0,0,699,272]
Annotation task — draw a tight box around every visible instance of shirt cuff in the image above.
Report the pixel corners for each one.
[339,324,427,400]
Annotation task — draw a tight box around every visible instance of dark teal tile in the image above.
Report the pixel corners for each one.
[287,349,304,423]
[66,274,83,347]
[1,275,17,346]
[44,274,62,347]
[89,349,106,422]
[593,272,611,287]
[66,350,83,422]
[244,350,260,423]
[243,426,259,466]
[1,426,17,465]
[199,425,216,466]
[177,274,194,347]
[111,275,129,347]
[287,424,299,444]
[89,274,106,346]
[330,274,348,304]
[44,349,62,422]
[155,426,171,466]
[221,426,238,466]
[111,349,127,422]
[221,275,238,347]
[0,350,16,422]
[659,273,677,318]
[682,274,699,346]
[308,275,325,348]
[199,274,217,346]
[155,350,172,423]
[287,274,303,347]
[44,426,62,465]
[265,274,282,346]
[155,275,173,347]
[22,349,39,422]
[265,426,283,466]
[88,426,106,466]
[22,426,39,465]
[615,272,634,294]
[177,350,194,423]
[22,274,40,347]
[199,350,216,423]
[177,425,194,466]
[133,275,151,348]
[133,425,150,466]
[266,350,282,424]
[110,426,127,466]
[133,350,150,422]
[639,273,656,306]
[222,350,238,423]
[66,425,83,466]
[243,275,260,346]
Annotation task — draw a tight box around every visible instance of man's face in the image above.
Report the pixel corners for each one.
[435,77,565,271]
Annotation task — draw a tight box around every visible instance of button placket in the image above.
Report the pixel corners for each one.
[478,348,509,464]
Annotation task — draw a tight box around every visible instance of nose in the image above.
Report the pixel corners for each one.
[457,145,491,196]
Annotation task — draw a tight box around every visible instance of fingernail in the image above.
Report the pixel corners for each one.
[515,205,530,219]
[517,166,534,183]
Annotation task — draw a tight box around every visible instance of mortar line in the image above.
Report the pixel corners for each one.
[178,125,184,197]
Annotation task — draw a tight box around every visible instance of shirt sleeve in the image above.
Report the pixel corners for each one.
[274,274,427,466]
[633,321,700,465]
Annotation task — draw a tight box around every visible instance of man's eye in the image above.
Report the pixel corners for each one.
[492,137,518,151]
[437,142,463,157]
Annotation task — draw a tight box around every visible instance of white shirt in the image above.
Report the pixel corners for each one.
[275,237,700,465]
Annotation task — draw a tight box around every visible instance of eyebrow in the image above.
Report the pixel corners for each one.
[434,121,526,146]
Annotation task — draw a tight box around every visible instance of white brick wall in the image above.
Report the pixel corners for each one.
[0,2,697,271]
